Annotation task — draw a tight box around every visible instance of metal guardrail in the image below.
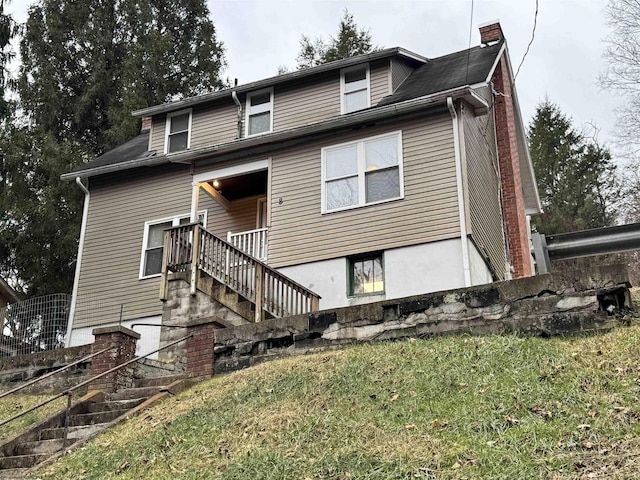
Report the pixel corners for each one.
[532,222,640,274]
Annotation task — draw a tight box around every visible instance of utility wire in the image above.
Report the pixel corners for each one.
[464,0,475,85]
[514,0,539,80]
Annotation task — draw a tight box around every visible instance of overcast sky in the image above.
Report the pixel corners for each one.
[9,0,621,152]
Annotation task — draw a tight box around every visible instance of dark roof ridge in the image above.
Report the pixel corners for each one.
[132,47,427,118]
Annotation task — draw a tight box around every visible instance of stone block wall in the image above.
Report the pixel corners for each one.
[213,268,633,374]
[0,345,92,394]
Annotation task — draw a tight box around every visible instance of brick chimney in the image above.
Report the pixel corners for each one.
[479,21,504,45]
[141,116,152,133]
[483,21,533,278]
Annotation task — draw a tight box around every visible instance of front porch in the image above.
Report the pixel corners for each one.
[189,160,270,262]
[159,223,320,323]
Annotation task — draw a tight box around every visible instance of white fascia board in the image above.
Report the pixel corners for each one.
[193,159,269,184]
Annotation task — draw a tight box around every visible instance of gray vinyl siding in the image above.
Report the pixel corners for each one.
[370,60,390,105]
[149,115,166,152]
[74,161,262,330]
[191,102,238,149]
[391,57,416,92]
[150,62,394,150]
[74,165,193,329]
[461,101,506,279]
[268,114,460,267]
[205,195,260,239]
[273,72,340,131]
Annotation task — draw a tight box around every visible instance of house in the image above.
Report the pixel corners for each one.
[61,21,541,353]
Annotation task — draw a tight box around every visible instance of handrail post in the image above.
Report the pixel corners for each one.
[159,230,171,300]
[254,263,264,322]
[311,295,320,312]
[190,224,200,296]
[62,391,72,451]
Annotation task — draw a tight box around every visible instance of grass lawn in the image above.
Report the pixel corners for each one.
[35,311,640,479]
[0,394,66,442]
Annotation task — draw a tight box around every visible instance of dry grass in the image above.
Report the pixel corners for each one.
[0,394,66,442]
[33,315,640,479]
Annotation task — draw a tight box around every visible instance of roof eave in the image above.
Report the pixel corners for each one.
[131,48,428,118]
[65,85,486,181]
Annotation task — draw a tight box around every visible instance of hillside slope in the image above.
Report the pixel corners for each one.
[38,324,640,479]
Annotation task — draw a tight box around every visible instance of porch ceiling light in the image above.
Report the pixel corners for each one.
[212,179,220,188]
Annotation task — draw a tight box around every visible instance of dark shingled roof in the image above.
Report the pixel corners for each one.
[378,41,503,107]
[70,131,151,174]
[66,42,503,178]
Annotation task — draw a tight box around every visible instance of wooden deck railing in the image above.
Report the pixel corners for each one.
[227,227,268,262]
[159,223,320,321]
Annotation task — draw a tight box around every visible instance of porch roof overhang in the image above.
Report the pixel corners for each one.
[61,85,487,182]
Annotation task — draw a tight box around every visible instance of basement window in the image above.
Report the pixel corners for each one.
[348,253,385,296]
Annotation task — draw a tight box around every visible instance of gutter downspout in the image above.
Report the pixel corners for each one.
[65,177,90,347]
[231,91,242,139]
[447,97,472,287]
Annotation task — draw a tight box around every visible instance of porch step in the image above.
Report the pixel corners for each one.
[13,439,64,457]
[84,398,143,413]
[107,386,162,401]
[0,454,48,470]
[39,423,109,441]
[134,374,186,388]
[68,409,130,427]
[0,467,30,479]
[210,281,255,322]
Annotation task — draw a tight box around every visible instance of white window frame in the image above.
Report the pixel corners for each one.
[321,131,404,214]
[245,88,274,137]
[164,109,192,154]
[340,64,371,114]
[139,210,207,279]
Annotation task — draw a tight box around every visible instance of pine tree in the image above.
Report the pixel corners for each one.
[528,100,618,235]
[296,9,376,69]
[0,0,227,296]
[19,0,226,156]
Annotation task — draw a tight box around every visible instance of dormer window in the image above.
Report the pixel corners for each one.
[341,64,370,114]
[165,109,192,153]
[246,88,273,136]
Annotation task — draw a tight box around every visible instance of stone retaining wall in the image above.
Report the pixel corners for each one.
[0,345,92,394]
[214,268,633,374]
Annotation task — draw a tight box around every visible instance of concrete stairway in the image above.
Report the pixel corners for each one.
[0,375,188,478]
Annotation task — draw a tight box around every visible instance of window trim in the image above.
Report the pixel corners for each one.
[164,109,193,154]
[245,87,274,137]
[139,211,207,280]
[321,130,404,214]
[340,64,371,114]
[347,252,386,297]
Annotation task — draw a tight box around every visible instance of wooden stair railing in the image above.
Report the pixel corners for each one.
[159,223,320,321]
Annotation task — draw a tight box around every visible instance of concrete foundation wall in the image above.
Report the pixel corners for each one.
[279,239,470,310]
[69,315,162,359]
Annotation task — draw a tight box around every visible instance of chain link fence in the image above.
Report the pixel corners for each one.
[1,294,71,357]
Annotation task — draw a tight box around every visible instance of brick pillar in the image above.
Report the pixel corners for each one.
[185,319,219,379]
[492,55,532,279]
[90,326,140,393]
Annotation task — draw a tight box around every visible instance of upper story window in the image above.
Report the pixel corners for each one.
[321,131,404,213]
[341,64,370,114]
[165,109,192,153]
[246,88,273,136]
